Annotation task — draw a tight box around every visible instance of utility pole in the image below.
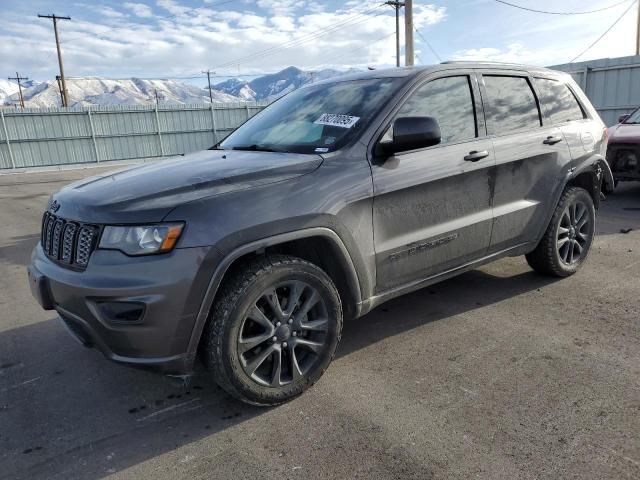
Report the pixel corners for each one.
[152,89,166,105]
[404,0,414,66]
[636,0,640,56]
[202,69,214,103]
[38,14,71,107]
[55,75,64,106]
[385,1,405,67]
[8,72,29,109]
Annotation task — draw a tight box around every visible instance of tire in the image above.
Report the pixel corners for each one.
[203,254,343,406]
[525,186,596,277]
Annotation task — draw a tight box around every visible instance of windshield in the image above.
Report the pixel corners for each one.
[624,107,640,124]
[219,78,401,154]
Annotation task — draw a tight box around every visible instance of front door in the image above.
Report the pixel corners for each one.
[371,73,495,293]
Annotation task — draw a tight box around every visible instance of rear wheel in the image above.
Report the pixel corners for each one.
[525,186,595,277]
[204,255,342,406]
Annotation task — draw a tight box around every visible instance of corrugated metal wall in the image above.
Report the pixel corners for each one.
[551,55,640,126]
[0,102,268,169]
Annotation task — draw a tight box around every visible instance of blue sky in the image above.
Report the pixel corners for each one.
[0,0,638,85]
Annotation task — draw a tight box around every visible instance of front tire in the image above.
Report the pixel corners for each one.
[525,186,595,277]
[204,255,342,406]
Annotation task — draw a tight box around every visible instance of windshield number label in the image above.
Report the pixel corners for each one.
[314,114,360,129]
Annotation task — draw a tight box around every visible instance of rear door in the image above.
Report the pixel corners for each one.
[478,71,573,253]
[532,76,600,165]
[371,71,495,292]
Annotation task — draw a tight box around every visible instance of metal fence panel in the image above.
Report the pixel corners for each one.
[0,144,11,169]
[0,102,268,169]
[552,55,640,126]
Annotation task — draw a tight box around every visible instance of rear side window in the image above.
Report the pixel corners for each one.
[483,76,541,135]
[395,76,477,144]
[533,78,585,125]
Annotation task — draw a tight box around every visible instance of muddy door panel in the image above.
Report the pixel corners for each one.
[372,139,494,292]
[489,127,572,251]
[478,72,574,252]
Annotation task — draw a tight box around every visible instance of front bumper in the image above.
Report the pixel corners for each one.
[607,143,640,182]
[28,243,213,375]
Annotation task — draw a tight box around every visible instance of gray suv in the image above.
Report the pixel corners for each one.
[28,63,613,405]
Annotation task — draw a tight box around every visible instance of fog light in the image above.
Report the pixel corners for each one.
[95,301,145,324]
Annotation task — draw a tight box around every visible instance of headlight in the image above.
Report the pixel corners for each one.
[99,223,184,256]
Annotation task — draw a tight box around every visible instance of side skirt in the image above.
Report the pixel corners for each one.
[357,242,532,316]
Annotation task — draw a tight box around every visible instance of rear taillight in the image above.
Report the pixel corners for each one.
[603,127,609,144]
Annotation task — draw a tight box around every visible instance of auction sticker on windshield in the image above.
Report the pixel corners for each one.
[314,114,360,129]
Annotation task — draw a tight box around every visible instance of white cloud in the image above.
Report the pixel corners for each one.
[1,1,447,81]
[98,6,128,19]
[413,4,447,28]
[256,0,306,16]
[270,16,296,32]
[123,2,154,18]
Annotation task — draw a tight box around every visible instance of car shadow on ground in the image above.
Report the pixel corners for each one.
[0,234,40,267]
[0,265,558,479]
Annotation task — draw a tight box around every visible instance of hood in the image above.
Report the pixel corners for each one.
[608,123,640,144]
[51,150,323,223]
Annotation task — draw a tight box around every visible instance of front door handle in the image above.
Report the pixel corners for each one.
[464,150,489,162]
[543,135,563,145]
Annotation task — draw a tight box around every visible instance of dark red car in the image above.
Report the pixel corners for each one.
[607,107,640,185]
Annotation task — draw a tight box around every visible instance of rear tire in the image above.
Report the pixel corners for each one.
[525,187,595,277]
[203,255,342,406]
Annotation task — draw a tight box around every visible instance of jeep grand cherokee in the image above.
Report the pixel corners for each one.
[28,63,613,405]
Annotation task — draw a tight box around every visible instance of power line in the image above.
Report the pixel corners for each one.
[58,2,387,72]
[211,3,388,70]
[492,0,632,15]
[323,31,397,67]
[569,0,638,62]
[414,27,442,62]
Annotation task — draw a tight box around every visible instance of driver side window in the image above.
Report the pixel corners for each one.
[388,76,477,145]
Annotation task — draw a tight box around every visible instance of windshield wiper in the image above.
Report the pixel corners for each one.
[231,144,286,153]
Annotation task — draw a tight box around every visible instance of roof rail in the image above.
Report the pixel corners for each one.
[440,60,532,67]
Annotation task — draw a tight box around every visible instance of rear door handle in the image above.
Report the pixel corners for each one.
[464,150,489,162]
[543,135,563,145]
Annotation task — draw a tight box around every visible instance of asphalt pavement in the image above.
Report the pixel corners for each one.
[0,166,639,479]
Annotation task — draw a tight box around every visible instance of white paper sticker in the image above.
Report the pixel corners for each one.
[314,113,360,129]
[314,147,329,153]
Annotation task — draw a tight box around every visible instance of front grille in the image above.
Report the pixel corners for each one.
[41,212,99,269]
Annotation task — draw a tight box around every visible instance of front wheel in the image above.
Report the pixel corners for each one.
[203,255,342,406]
[525,186,596,277]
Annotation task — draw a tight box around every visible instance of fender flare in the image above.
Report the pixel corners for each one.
[531,157,604,248]
[185,227,362,357]
[596,156,615,194]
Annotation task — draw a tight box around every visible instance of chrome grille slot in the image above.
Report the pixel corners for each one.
[44,214,55,254]
[51,219,64,259]
[61,223,78,263]
[40,212,98,270]
[76,226,97,267]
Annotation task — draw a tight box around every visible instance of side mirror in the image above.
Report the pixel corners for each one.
[380,116,441,155]
[618,114,630,124]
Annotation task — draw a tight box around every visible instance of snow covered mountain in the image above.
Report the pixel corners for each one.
[0,79,41,105]
[0,80,19,105]
[215,66,354,101]
[0,67,357,108]
[12,77,241,108]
